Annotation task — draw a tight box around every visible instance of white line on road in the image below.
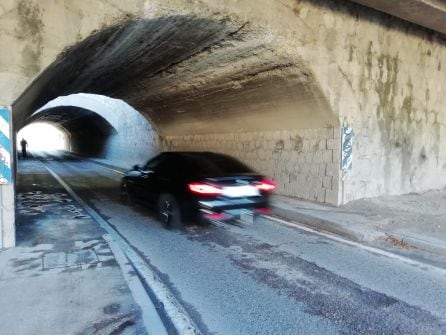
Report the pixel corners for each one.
[264,215,446,276]
[104,234,168,335]
[86,159,125,175]
[42,161,201,335]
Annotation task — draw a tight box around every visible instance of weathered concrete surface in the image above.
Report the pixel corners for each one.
[2,158,146,334]
[0,0,145,105]
[350,0,446,35]
[0,185,15,248]
[0,0,444,216]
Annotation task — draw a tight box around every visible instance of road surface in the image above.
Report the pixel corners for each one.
[17,152,446,335]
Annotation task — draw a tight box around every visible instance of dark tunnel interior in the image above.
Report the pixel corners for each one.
[29,106,117,157]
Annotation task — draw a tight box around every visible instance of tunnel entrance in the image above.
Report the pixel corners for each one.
[17,122,69,153]
[30,93,160,169]
[2,6,345,250]
[13,15,339,204]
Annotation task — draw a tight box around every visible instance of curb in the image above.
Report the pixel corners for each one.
[270,204,364,242]
[388,233,446,258]
[270,204,446,265]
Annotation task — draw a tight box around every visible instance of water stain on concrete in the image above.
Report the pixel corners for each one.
[290,134,304,152]
[103,303,121,315]
[16,0,44,76]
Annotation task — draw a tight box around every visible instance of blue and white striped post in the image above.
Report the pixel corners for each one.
[0,106,14,249]
[340,125,353,205]
[0,107,12,184]
[341,126,353,174]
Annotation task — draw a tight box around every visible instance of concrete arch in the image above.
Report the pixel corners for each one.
[13,15,338,134]
[31,94,160,168]
[12,13,340,204]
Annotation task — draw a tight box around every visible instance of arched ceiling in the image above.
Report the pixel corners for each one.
[28,106,117,157]
[28,106,116,136]
[14,15,337,136]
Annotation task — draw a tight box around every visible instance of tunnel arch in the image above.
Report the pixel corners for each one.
[3,0,445,209]
[11,14,340,204]
[30,94,160,168]
[13,15,338,135]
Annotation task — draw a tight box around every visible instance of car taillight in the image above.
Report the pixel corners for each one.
[254,179,276,192]
[188,182,222,196]
[256,208,272,214]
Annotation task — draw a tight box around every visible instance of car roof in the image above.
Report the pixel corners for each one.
[161,151,255,174]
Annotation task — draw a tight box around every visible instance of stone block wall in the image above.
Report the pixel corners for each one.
[163,127,340,204]
[103,115,160,170]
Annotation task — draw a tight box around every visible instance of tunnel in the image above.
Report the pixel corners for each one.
[18,122,70,153]
[0,0,443,253]
[13,15,339,204]
[27,106,116,157]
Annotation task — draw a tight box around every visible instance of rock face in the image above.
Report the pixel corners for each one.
[2,0,446,206]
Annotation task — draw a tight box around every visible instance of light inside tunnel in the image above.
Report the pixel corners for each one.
[17,122,69,152]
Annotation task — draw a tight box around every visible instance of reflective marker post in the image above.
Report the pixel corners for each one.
[0,106,14,248]
[0,107,12,184]
[340,124,353,205]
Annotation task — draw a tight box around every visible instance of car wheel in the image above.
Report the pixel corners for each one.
[120,182,133,205]
[157,193,183,229]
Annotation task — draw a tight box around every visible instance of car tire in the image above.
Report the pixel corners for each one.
[157,193,183,229]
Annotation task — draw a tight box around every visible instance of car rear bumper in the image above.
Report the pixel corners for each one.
[198,196,268,210]
[197,197,271,222]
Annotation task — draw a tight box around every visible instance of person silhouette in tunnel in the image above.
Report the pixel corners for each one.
[20,138,28,159]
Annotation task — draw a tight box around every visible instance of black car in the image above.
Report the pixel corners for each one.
[120,151,276,228]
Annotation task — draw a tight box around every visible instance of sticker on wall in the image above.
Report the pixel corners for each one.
[0,107,12,184]
[341,126,353,172]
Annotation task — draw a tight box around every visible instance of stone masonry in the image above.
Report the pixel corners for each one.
[163,127,341,205]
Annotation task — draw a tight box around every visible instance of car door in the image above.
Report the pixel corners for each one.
[147,155,181,202]
[130,154,167,204]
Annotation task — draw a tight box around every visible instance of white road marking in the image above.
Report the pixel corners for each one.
[86,160,125,175]
[42,162,201,335]
[104,234,168,335]
[264,215,446,276]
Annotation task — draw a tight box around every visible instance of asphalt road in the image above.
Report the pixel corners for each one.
[26,153,446,334]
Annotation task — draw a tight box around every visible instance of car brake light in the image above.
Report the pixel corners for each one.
[188,182,222,196]
[254,179,276,192]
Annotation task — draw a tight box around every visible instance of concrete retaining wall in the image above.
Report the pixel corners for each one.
[163,127,340,204]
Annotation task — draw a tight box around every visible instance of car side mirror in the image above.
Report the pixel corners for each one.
[133,164,140,171]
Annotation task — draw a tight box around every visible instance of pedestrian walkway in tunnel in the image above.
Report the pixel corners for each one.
[0,157,148,335]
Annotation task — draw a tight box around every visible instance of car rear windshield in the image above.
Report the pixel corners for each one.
[183,153,254,175]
